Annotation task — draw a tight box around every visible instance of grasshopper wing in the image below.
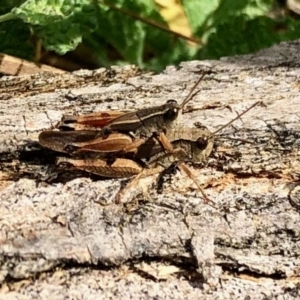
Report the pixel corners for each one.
[39,130,101,153]
[58,111,128,131]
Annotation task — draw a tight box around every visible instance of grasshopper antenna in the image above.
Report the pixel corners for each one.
[213,101,264,135]
[180,72,206,109]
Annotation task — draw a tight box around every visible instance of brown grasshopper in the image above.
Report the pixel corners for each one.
[39,73,206,155]
[55,125,215,203]
[38,65,262,204]
[41,97,259,160]
[45,100,262,204]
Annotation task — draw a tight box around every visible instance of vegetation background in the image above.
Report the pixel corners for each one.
[1,0,300,72]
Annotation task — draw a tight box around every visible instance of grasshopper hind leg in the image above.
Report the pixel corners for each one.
[114,167,164,204]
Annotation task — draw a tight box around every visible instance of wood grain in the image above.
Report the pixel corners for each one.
[0,40,300,299]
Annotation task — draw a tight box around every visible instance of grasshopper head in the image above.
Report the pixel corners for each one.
[161,99,183,131]
[135,99,182,135]
[191,133,214,162]
[191,126,214,162]
[164,100,181,121]
[172,126,214,163]
[154,73,206,134]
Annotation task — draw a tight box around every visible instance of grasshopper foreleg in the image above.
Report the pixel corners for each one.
[155,160,216,208]
[156,132,189,158]
[178,162,216,207]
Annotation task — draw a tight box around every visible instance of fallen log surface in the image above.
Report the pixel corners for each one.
[1,40,300,299]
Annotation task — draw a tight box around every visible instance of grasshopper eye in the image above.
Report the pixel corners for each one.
[164,108,179,121]
[166,99,178,105]
[163,99,180,120]
[196,137,208,149]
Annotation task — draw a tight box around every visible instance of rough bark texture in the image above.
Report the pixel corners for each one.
[1,40,300,299]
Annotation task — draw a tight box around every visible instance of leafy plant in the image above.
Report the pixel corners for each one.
[0,0,298,72]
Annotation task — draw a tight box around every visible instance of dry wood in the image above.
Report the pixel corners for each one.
[1,40,300,299]
[0,53,65,76]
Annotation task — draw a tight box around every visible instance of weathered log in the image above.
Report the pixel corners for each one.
[0,40,300,298]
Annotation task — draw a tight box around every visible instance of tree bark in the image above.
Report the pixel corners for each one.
[0,40,300,299]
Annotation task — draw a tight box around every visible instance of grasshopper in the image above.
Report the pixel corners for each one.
[38,65,262,204]
[39,73,207,155]
[45,100,262,204]
[42,98,259,160]
[55,125,214,204]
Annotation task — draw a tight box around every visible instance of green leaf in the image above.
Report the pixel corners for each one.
[0,0,27,15]
[93,2,146,67]
[87,0,174,68]
[184,0,274,40]
[0,19,33,59]
[197,15,300,59]
[11,0,100,54]
[2,0,300,73]
[145,40,196,72]
[183,0,219,33]
[242,0,274,17]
